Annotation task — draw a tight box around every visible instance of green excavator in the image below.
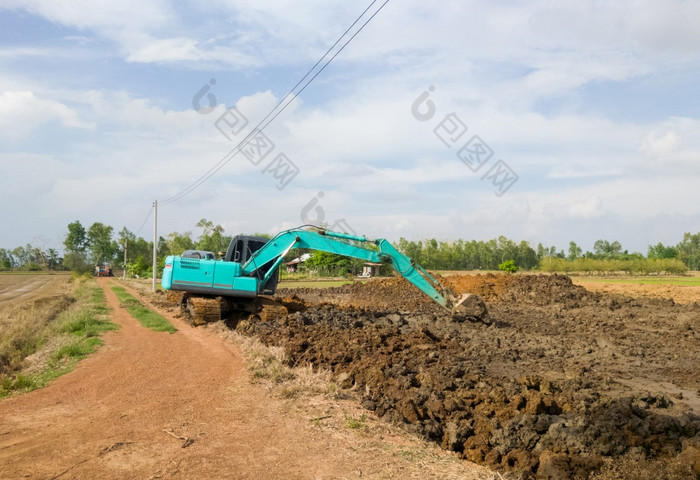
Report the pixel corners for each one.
[162,227,488,324]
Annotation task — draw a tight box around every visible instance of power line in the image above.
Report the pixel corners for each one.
[159,0,390,206]
[134,205,153,236]
[160,1,389,205]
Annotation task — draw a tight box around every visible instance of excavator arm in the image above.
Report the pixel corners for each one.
[242,228,488,321]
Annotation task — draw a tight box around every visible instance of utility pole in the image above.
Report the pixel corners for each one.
[123,239,127,279]
[152,200,158,292]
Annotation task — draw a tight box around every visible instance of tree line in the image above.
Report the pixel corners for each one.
[0,245,62,271]
[58,219,239,276]
[396,234,700,272]
[2,220,700,275]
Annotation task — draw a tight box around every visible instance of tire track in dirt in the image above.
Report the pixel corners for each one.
[0,278,492,479]
[0,274,71,306]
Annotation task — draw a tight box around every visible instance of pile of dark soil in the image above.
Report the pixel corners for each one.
[235,274,700,478]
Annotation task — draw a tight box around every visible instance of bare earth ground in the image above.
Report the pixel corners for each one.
[0,278,492,479]
[572,280,700,306]
[254,274,700,478]
[0,274,71,307]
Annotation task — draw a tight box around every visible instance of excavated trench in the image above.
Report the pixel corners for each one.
[231,274,699,478]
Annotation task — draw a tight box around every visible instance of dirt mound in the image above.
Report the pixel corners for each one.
[442,273,513,301]
[279,273,595,312]
[499,274,598,308]
[239,274,700,478]
[278,276,440,312]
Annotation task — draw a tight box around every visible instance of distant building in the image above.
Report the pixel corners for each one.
[285,253,311,273]
[359,262,383,278]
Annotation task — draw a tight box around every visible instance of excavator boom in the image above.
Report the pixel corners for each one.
[241,228,486,320]
[162,227,488,322]
[242,228,449,307]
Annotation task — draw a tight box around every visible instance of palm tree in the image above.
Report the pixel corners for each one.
[47,249,59,270]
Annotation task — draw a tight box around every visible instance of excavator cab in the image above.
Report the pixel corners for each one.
[224,235,279,295]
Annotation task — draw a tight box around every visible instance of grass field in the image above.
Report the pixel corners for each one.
[439,270,700,286]
[572,275,700,286]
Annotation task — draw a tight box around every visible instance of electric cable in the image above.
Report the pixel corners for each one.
[134,206,153,236]
[159,0,390,206]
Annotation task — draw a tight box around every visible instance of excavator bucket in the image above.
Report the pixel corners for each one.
[451,293,490,324]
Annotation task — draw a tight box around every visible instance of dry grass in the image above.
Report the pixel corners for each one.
[589,454,698,480]
[0,277,116,396]
[207,322,342,399]
[0,294,74,376]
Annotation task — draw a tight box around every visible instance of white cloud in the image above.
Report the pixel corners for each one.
[641,130,681,162]
[640,118,700,168]
[0,46,52,59]
[0,90,94,138]
[124,36,262,68]
[546,166,623,180]
[568,196,604,219]
[1,0,172,33]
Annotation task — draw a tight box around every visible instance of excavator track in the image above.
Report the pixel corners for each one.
[171,292,261,325]
[186,296,224,326]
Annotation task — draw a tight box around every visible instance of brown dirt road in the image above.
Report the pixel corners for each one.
[0,278,491,479]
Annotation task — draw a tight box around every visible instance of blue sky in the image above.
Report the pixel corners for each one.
[1,0,699,255]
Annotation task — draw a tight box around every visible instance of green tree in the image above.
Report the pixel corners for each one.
[11,246,27,267]
[117,227,137,264]
[306,251,359,276]
[677,232,700,270]
[127,255,152,277]
[647,242,678,260]
[498,260,518,274]
[497,236,518,265]
[165,231,195,256]
[196,219,230,254]
[423,239,439,268]
[517,241,538,269]
[131,237,153,265]
[64,220,88,253]
[593,239,610,258]
[610,240,623,258]
[567,241,582,261]
[593,239,623,259]
[31,245,46,270]
[536,243,546,260]
[46,248,60,270]
[63,252,92,274]
[87,222,118,264]
[0,249,11,270]
[397,238,423,265]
